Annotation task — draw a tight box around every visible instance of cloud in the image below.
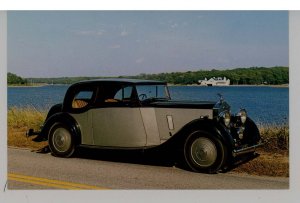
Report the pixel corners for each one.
[135,57,144,64]
[75,30,104,37]
[76,30,94,36]
[96,31,104,36]
[120,31,129,36]
[170,23,178,29]
[109,44,121,49]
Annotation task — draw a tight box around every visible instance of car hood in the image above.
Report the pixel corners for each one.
[148,100,217,109]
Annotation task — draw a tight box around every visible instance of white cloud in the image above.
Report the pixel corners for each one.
[75,30,104,37]
[96,31,104,36]
[76,30,94,36]
[120,31,129,36]
[170,23,178,28]
[135,57,144,64]
[109,44,121,49]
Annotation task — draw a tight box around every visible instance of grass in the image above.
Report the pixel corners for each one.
[8,107,48,150]
[232,124,289,177]
[259,124,289,153]
[7,107,289,177]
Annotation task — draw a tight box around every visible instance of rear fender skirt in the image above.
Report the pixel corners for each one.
[39,112,81,145]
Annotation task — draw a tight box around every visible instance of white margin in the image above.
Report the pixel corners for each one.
[289,11,300,199]
[0,10,8,200]
[1,0,300,10]
[1,9,299,203]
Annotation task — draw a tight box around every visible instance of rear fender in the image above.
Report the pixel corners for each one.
[45,103,63,120]
[39,112,81,145]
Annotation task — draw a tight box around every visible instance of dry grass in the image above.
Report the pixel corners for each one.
[259,124,289,153]
[232,151,289,177]
[7,107,289,177]
[8,107,48,150]
[232,124,289,177]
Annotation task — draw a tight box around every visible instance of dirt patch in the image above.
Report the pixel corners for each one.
[8,127,48,150]
[232,151,289,177]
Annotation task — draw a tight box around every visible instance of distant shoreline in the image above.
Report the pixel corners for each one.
[168,83,289,88]
[8,83,48,88]
[8,83,289,88]
[229,84,289,88]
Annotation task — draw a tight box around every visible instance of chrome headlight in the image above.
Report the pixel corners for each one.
[237,109,247,124]
[220,111,231,127]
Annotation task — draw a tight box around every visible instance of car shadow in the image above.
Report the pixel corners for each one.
[33,145,179,168]
[74,146,178,168]
[34,145,259,173]
[220,153,260,173]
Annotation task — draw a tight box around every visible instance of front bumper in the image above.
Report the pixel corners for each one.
[232,142,264,157]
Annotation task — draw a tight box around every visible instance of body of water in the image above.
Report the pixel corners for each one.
[8,85,289,125]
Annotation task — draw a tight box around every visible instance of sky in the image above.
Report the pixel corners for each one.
[7,11,288,78]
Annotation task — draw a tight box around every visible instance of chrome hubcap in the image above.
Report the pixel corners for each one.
[191,137,217,167]
[52,127,71,153]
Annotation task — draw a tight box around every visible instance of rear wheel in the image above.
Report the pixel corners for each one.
[48,123,75,157]
[183,130,227,173]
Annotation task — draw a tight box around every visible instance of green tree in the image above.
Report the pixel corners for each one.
[7,72,27,85]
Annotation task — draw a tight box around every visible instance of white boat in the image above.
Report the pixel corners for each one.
[198,77,230,86]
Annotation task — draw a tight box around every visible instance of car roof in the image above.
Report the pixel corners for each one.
[74,78,166,86]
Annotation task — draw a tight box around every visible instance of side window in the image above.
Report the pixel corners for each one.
[123,86,133,100]
[114,86,133,101]
[72,90,94,109]
[113,88,123,101]
[103,85,134,106]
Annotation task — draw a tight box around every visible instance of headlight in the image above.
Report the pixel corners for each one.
[237,109,247,124]
[220,111,231,127]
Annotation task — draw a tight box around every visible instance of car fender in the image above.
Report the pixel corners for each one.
[165,118,234,151]
[40,112,81,145]
[45,103,63,120]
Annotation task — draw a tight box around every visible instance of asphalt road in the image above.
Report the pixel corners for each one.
[7,147,289,190]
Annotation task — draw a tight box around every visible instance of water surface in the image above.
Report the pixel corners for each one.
[8,85,289,125]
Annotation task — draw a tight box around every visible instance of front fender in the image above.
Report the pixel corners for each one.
[165,118,235,151]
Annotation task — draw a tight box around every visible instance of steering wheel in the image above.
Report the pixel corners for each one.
[138,94,147,100]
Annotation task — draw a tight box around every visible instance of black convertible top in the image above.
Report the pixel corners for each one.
[73,78,166,86]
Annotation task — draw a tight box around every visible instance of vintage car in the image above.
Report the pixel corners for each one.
[28,79,263,173]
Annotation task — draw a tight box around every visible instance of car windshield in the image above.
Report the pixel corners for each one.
[136,84,170,101]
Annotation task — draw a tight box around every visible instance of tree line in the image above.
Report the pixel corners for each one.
[127,66,289,85]
[9,66,289,85]
[7,72,28,85]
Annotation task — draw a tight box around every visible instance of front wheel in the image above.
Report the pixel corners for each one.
[183,130,227,174]
[48,123,75,157]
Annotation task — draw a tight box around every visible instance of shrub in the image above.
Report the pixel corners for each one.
[8,107,47,149]
[259,124,289,153]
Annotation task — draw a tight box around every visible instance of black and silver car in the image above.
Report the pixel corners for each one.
[28,79,262,173]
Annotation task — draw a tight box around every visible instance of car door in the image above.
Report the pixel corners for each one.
[67,85,95,145]
[91,84,147,147]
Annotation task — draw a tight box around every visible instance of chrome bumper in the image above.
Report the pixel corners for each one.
[232,142,264,157]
